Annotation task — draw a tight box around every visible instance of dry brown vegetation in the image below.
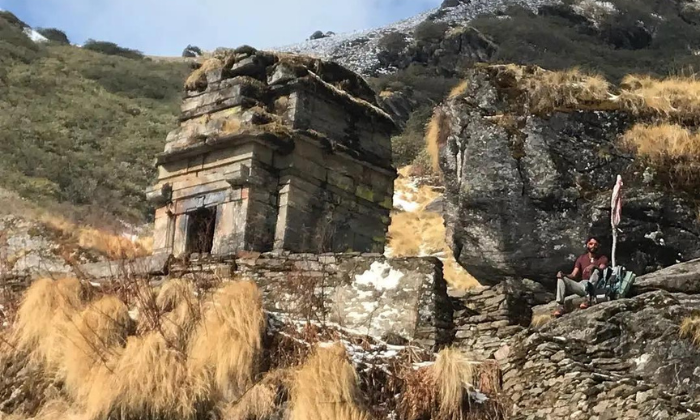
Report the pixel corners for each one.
[388,167,479,290]
[2,277,267,420]
[621,123,700,189]
[618,74,700,122]
[399,347,503,420]
[0,276,506,420]
[680,314,700,346]
[425,108,450,174]
[289,343,369,420]
[39,215,153,260]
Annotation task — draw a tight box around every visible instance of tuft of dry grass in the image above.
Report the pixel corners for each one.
[88,332,198,420]
[157,279,202,349]
[621,123,700,187]
[188,281,266,400]
[185,57,223,91]
[62,296,131,402]
[31,398,84,420]
[289,343,369,420]
[399,348,479,420]
[223,369,291,420]
[680,314,700,345]
[618,74,700,122]
[14,278,84,368]
[522,67,611,113]
[40,214,152,260]
[434,347,474,419]
[448,80,469,99]
[425,107,450,174]
[530,313,553,328]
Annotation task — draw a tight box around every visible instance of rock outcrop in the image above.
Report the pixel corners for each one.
[502,291,700,419]
[436,65,700,285]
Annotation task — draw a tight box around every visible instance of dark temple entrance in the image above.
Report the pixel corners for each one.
[186,207,216,254]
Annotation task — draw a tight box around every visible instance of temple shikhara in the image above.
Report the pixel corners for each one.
[146,47,398,258]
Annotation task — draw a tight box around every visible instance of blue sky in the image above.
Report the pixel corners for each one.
[0,0,441,56]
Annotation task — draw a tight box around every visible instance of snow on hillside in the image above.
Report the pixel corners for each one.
[0,7,48,43]
[273,0,559,75]
[23,27,48,43]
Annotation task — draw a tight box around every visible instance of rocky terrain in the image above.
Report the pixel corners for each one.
[2,2,700,420]
[436,64,700,285]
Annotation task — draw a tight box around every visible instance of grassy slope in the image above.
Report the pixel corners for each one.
[0,14,189,224]
[470,0,700,81]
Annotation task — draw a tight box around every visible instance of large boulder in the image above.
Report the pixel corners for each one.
[436,65,700,285]
[501,291,700,419]
[633,258,700,295]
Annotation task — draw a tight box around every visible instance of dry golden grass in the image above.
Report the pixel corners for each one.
[622,123,700,162]
[530,313,554,328]
[448,80,469,99]
[399,348,478,420]
[388,168,480,290]
[31,398,84,420]
[680,314,700,345]
[434,347,474,419]
[289,343,369,420]
[157,279,202,349]
[39,214,152,260]
[188,281,266,400]
[14,278,84,368]
[224,369,290,420]
[62,296,131,402]
[522,67,612,113]
[621,123,700,187]
[425,107,450,174]
[618,74,700,121]
[85,332,198,420]
[185,57,223,91]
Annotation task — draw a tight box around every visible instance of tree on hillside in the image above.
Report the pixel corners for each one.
[83,39,144,60]
[182,44,202,58]
[37,28,70,44]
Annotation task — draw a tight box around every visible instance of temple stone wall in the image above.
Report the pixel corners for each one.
[171,253,453,349]
[147,47,397,258]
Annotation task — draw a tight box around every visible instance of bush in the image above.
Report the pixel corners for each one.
[392,106,433,166]
[37,28,70,44]
[83,39,144,60]
[378,31,408,54]
[414,20,449,42]
[0,10,29,30]
[182,44,202,58]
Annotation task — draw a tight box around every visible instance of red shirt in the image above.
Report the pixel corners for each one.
[574,254,609,280]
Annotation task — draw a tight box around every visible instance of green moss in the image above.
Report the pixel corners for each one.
[355,184,375,202]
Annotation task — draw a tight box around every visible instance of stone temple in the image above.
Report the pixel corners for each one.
[146,47,398,258]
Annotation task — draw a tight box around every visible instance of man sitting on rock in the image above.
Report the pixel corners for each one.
[553,236,609,317]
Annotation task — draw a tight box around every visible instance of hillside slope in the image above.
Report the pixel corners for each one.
[0,12,189,224]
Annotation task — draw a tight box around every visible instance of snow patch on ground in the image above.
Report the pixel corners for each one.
[354,261,404,291]
[23,28,48,43]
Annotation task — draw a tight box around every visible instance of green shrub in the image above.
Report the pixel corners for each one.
[414,20,449,42]
[392,106,434,166]
[37,28,70,44]
[83,39,144,60]
[378,31,408,54]
[0,42,189,222]
[0,10,29,30]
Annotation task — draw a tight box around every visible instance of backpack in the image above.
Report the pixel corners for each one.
[592,266,636,301]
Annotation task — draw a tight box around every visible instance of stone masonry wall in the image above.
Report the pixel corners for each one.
[451,279,552,358]
[167,253,453,349]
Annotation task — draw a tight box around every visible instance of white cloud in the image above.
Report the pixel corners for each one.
[9,0,440,55]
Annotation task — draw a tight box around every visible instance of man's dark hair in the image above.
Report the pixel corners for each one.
[586,236,601,244]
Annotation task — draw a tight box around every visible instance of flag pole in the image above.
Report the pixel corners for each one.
[611,175,623,268]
